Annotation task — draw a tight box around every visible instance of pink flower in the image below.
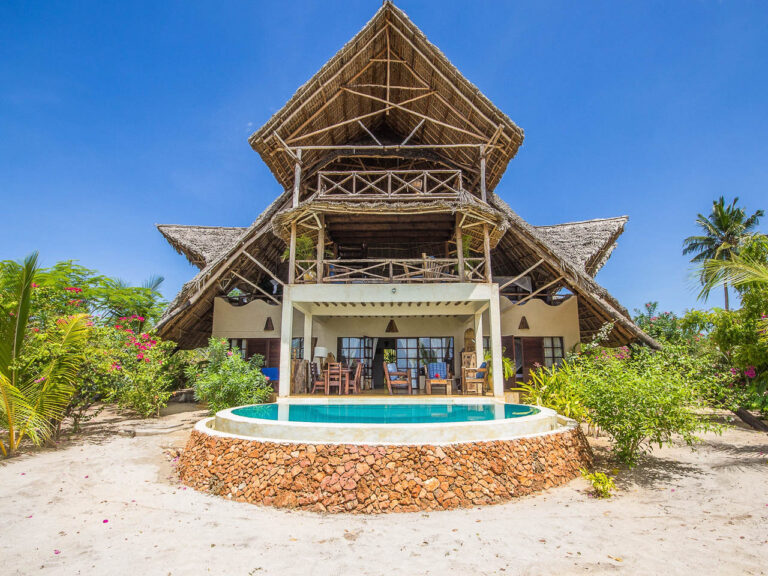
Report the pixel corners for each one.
[103,519,109,524]
[137,316,145,322]
[125,329,133,334]
[227,350,234,357]
[136,353,144,360]
[54,550,61,555]
[31,283,38,288]
[730,368,740,376]
[115,324,122,330]
[745,366,757,379]
[34,376,46,384]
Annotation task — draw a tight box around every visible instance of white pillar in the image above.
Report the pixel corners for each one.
[489,285,504,399]
[473,310,484,367]
[303,310,313,360]
[278,287,294,397]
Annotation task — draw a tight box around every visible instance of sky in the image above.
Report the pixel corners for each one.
[1,1,767,315]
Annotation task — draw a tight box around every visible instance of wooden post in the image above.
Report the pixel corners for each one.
[483,224,492,282]
[288,221,297,284]
[479,144,487,202]
[316,214,325,283]
[455,214,465,282]
[292,148,302,207]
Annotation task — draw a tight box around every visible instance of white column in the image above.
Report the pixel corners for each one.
[303,310,313,360]
[278,287,294,397]
[473,310,484,367]
[489,284,504,399]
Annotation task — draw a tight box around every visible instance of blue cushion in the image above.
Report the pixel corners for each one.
[386,362,398,373]
[427,362,447,379]
[261,367,279,382]
[476,362,487,379]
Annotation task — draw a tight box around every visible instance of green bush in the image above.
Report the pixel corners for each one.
[580,468,616,498]
[190,338,273,415]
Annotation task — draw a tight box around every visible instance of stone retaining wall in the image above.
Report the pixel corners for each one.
[177,425,593,513]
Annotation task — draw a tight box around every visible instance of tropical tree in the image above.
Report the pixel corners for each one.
[683,196,763,310]
[0,253,91,457]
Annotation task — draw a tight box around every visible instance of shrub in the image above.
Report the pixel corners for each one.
[580,468,616,498]
[191,338,273,415]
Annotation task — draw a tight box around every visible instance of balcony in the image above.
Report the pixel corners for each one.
[294,257,487,284]
[312,169,464,201]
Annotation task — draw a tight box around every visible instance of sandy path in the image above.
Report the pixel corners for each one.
[1,406,766,576]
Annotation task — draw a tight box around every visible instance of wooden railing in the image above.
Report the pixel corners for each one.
[294,257,486,284]
[312,169,463,201]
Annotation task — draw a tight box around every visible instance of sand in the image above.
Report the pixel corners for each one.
[1,404,766,576]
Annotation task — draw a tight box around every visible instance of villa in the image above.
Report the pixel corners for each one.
[156,1,654,400]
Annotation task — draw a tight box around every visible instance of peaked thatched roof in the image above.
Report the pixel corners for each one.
[535,216,628,277]
[248,1,524,196]
[157,225,248,269]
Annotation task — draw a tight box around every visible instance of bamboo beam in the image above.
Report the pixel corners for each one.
[357,120,381,145]
[456,214,465,282]
[385,22,391,115]
[342,87,486,141]
[243,252,284,287]
[479,145,487,202]
[288,222,297,284]
[316,214,325,284]
[292,149,302,207]
[232,271,280,305]
[401,118,425,145]
[498,258,545,290]
[512,276,565,307]
[483,224,492,282]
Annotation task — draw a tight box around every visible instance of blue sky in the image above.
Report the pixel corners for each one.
[1,1,766,315]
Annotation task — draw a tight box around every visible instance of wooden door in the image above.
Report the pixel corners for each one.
[521,337,545,381]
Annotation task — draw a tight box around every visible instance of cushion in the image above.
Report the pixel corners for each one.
[261,367,279,382]
[476,362,487,379]
[427,362,447,379]
[386,362,398,373]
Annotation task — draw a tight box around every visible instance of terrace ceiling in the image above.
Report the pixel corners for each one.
[249,1,524,197]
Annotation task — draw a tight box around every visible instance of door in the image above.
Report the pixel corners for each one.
[521,337,545,381]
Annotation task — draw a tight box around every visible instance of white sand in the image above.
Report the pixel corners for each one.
[1,405,767,576]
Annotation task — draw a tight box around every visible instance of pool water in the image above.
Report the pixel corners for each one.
[230,403,539,424]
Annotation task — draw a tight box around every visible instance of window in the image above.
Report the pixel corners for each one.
[393,337,454,388]
[228,338,246,357]
[543,337,564,368]
[338,337,374,384]
[291,337,304,360]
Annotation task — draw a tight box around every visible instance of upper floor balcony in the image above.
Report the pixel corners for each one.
[311,169,464,202]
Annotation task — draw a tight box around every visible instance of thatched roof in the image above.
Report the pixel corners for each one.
[155,2,656,350]
[248,1,524,197]
[157,225,247,269]
[535,217,628,277]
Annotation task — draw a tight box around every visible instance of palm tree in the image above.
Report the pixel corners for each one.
[0,253,91,457]
[683,196,763,310]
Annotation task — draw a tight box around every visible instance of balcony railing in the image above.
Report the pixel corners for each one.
[313,169,463,201]
[294,257,486,284]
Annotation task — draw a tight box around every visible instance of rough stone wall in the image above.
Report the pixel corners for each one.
[177,427,593,513]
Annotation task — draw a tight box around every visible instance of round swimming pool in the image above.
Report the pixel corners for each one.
[211,397,558,445]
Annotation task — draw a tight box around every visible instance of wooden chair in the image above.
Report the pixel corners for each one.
[383,362,412,395]
[463,362,488,395]
[425,362,452,395]
[460,352,477,391]
[326,363,343,395]
[346,362,363,394]
[310,362,326,394]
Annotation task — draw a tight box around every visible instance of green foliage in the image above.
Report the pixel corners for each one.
[580,468,616,498]
[0,253,92,457]
[521,326,717,466]
[283,235,315,262]
[483,347,515,381]
[190,338,273,415]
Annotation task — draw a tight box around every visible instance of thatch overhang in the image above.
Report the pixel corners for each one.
[534,216,628,277]
[248,1,524,199]
[157,225,248,269]
[487,195,658,349]
[270,192,508,250]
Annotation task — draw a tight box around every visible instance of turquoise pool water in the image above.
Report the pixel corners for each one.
[230,403,539,424]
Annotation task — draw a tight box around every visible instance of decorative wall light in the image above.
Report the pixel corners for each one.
[518,316,530,330]
[385,318,399,333]
[264,317,275,331]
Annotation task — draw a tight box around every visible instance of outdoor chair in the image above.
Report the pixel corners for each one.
[463,362,488,395]
[310,362,326,394]
[347,362,363,394]
[425,362,452,395]
[460,351,477,391]
[383,362,412,395]
[326,363,344,395]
